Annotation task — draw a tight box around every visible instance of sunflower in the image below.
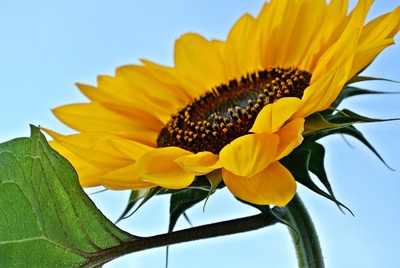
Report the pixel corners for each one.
[43,0,400,206]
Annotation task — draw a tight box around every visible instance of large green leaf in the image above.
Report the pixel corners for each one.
[0,125,136,267]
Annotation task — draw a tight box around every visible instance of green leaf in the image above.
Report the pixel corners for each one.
[0,125,136,267]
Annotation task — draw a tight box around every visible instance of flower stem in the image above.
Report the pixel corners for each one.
[283,194,324,268]
[81,212,283,267]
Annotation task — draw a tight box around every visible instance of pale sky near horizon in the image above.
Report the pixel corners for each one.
[1,1,400,267]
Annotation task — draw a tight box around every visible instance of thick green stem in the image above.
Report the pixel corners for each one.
[81,212,283,267]
[283,194,324,268]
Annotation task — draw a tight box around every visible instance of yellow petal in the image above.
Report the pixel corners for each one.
[78,64,190,123]
[115,65,191,114]
[219,133,279,177]
[312,27,357,83]
[105,138,154,161]
[225,13,261,79]
[43,129,136,172]
[313,0,374,81]
[350,38,395,78]
[175,151,222,175]
[275,118,305,160]
[101,164,156,190]
[250,97,303,134]
[257,0,291,67]
[304,0,349,71]
[293,66,346,119]
[294,0,348,70]
[274,0,326,67]
[141,59,200,100]
[136,147,195,189]
[359,6,400,45]
[222,161,296,206]
[53,102,162,139]
[174,33,227,92]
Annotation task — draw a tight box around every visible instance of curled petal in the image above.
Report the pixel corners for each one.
[136,147,194,189]
[175,151,222,175]
[293,66,346,119]
[222,161,296,206]
[101,164,156,190]
[275,118,305,160]
[220,133,279,177]
[250,97,303,134]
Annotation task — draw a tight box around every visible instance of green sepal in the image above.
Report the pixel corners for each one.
[203,169,223,211]
[116,175,224,232]
[304,109,398,138]
[325,124,392,170]
[303,112,351,136]
[132,187,163,211]
[326,85,391,113]
[168,174,224,232]
[304,110,394,169]
[346,75,398,85]
[117,186,181,223]
[116,189,150,223]
[168,187,208,232]
[328,109,398,125]
[281,142,351,214]
[234,199,275,218]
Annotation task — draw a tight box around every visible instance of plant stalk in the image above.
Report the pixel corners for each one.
[82,212,283,267]
[283,194,324,268]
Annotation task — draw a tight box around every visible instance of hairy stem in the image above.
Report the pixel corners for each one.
[82,212,284,267]
[284,194,324,268]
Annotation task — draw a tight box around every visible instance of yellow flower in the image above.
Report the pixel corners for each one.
[43,0,400,206]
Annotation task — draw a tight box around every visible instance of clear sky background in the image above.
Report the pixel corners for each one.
[1,1,400,267]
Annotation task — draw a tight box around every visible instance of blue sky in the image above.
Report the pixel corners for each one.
[1,1,400,267]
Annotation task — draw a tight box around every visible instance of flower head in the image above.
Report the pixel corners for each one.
[43,0,400,206]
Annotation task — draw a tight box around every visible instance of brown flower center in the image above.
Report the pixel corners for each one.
[157,67,311,154]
